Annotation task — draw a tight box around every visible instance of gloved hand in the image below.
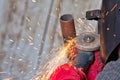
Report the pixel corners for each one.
[50,63,87,80]
[87,51,104,80]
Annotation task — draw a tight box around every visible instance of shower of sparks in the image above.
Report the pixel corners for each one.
[0,0,101,80]
[32,38,75,80]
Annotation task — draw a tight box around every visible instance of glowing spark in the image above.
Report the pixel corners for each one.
[28,36,33,43]
[37,22,40,25]
[28,36,34,46]
[26,17,31,22]
[111,4,118,12]
[32,0,36,3]
[107,28,110,31]
[21,38,25,41]
[18,59,23,61]
[0,72,10,74]
[9,39,14,42]
[28,36,33,41]
[105,11,109,16]
[113,34,117,37]
[29,27,32,31]
[56,8,58,11]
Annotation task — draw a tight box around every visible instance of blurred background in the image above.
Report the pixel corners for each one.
[0,0,101,80]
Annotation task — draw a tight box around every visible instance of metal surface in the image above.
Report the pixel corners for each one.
[100,0,120,62]
[60,14,76,43]
[76,32,100,51]
[83,35,95,43]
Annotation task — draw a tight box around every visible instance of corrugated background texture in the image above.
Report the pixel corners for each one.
[0,0,101,79]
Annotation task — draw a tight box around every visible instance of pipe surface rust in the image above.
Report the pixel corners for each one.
[60,14,76,43]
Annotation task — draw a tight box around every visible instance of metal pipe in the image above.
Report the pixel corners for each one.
[60,14,76,43]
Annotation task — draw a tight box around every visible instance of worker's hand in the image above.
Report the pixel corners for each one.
[72,47,94,72]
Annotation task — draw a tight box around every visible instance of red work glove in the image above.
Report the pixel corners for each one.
[87,51,104,80]
[50,63,87,80]
[72,47,104,80]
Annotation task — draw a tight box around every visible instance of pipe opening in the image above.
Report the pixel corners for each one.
[60,14,73,21]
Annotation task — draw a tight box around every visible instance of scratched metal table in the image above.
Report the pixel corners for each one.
[0,0,101,80]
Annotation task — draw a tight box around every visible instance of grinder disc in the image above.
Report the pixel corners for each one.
[76,32,100,51]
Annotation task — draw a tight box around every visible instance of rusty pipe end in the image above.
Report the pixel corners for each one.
[60,14,74,22]
[60,14,76,43]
